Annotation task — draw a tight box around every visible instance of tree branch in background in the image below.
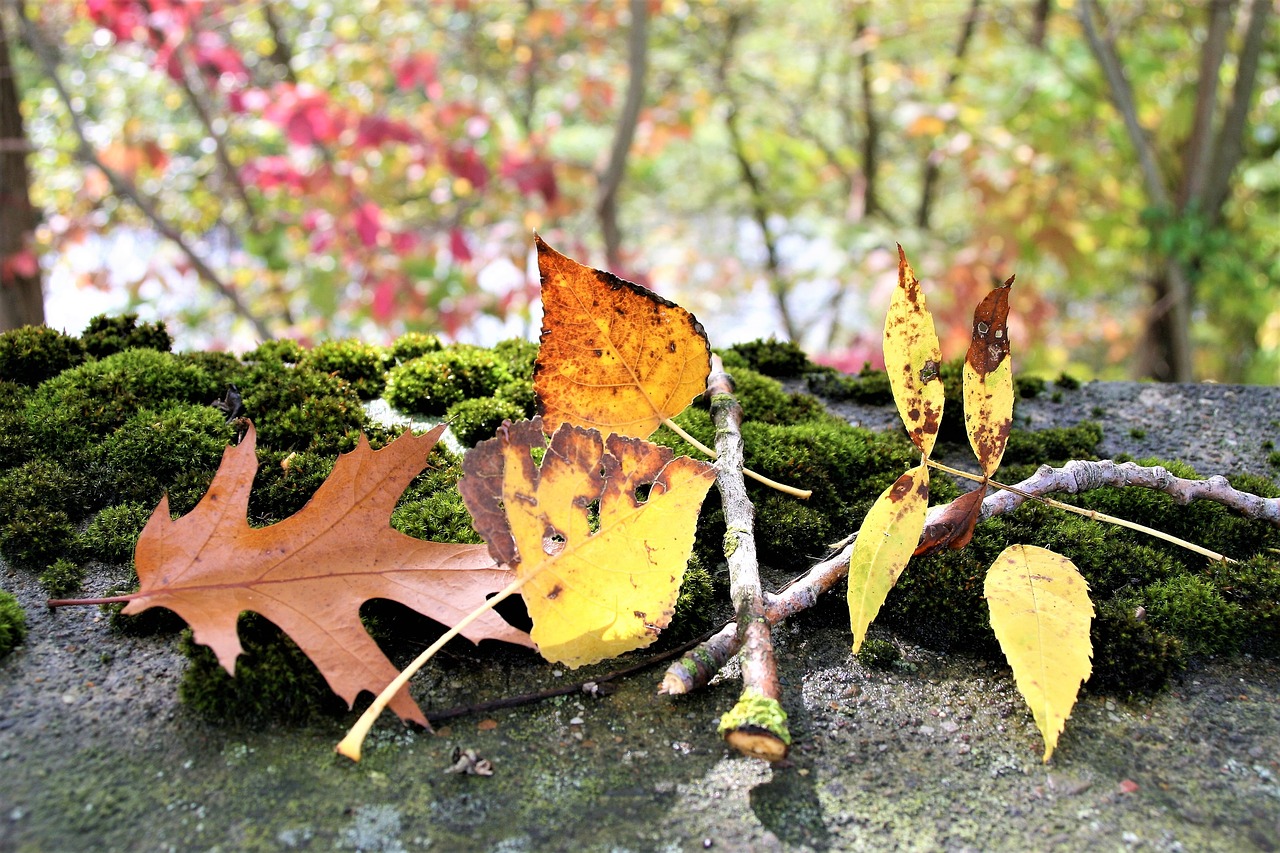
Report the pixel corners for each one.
[916,0,982,230]
[0,10,43,330]
[1203,0,1271,223]
[1177,0,1232,210]
[854,7,887,222]
[660,458,1280,694]
[260,1,300,85]
[15,2,276,341]
[597,0,648,272]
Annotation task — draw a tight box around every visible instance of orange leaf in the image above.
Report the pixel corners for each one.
[459,417,716,667]
[534,236,711,439]
[123,423,531,725]
[914,486,986,556]
[963,277,1015,476]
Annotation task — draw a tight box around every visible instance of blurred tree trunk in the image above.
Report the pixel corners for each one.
[0,12,43,331]
[1079,0,1270,381]
[597,0,648,273]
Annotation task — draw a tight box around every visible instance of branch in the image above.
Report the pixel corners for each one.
[660,458,1280,693]
[1177,0,1232,210]
[1203,0,1272,222]
[15,4,275,341]
[694,356,790,762]
[596,0,648,272]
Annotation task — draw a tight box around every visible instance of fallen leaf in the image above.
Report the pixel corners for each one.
[963,277,1015,476]
[123,423,531,725]
[914,486,986,556]
[848,464,930,652]
[533,236,711,439]
[459,417,717,667]
[883,246,945,458]
[985,544,1093,762]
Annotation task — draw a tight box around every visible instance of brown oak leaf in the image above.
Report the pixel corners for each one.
[122,422,531,725]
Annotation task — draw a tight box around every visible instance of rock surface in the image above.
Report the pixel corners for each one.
[1,380,1278,852]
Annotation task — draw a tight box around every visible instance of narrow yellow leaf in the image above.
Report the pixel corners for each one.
[883,246,945,458]
[985,545,1093,762]
[963,278,1014,476]
[848,464,929,652]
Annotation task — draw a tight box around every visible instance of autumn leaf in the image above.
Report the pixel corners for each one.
[883,246,945,458]
[460,417,717,667]
[533,236,711,440]
[122,423,531,725]
[914,486,986,556]
[963,277,1015,477]
[847,464,930,652]
[985,544,1093,762]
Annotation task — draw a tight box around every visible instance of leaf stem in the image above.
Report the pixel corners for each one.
[336,573,532,762]
[46,595,136,608]
[927,459,1233,563]
[661,417,812,499]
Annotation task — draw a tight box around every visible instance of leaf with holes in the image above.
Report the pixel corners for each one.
[963,277,1015,476]
[847,464,930,652]
[883,246,945,458]
[459,416,717,667]
[985,544,1093,762]
[117,423,530,725]
[534,236,711,439]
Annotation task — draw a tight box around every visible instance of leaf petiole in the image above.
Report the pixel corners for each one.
[661,417,812,500]
[926,459,1233,564]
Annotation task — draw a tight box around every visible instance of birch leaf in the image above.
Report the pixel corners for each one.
[985,544,1093,762]
[963,277,1015,476]
[847,464,930,652]
[883,246,945,458]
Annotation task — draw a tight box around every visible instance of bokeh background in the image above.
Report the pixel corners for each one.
[2,0,1277,382]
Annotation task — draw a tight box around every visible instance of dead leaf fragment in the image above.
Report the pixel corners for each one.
[915,486,986,556]
[124,423,531,725]
[447,748,494,776]
[534,236,711,439]
[459,416,717,667]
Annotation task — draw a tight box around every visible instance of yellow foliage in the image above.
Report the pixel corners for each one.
[883,247,945,458]
[985,545,1093,762]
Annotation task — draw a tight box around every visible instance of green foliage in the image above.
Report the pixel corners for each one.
[493,338,540,382]
[95,405,234,506]
[243,339,305,365]
[724,339,814,378]
[39,558,86,599]
[384,346,512,416]
[78,502,155,565]
[246,450,336,524]
[80,314,172,358]
[0,591,26,657]
[178,615,346,724]
[391,491,483,544]
[731,368,835,427]
[237,360,367,454]
[1129,575,1244,657]
[855,637,901,670]
[0,506,75,571]
[445,397,526,447]
[1089,600,1186,696]
[302,339,391,400]
[0,325,85,386]
[389,332,443,362]
[494,378,537,419]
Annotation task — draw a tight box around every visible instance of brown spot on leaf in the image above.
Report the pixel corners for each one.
[547,584,563,600]
[966,278,1013,375]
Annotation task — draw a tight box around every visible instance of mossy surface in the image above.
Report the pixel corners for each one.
[80,313,172,358]
[0,590,26,655]
[301,339,391,400]
[0,325,85,386]
[385,345,512,415]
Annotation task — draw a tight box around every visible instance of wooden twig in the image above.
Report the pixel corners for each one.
[659,458,1280,694]
[694,356,790,761]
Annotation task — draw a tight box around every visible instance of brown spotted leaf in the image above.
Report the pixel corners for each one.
[963,277,1015,476]
[121,423,531,726]
[883,246,945,458]
[914,486,986,557]
[459,417,717,667]
[534,236,711,439]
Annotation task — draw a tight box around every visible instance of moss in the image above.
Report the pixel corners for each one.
[494,378,537,419]
[730,368,836,427]
[805,364,893,405]
[389,331,443,362]
[80,313,172,357]
[0,591,26,656]
[0,506,76,571]
[444,397,526,447]
[1001,421,1103,467]
[717,688,791,744]
[384,346,512,416]
[243,338,304,365]
[855,637,901,670]
[302,339,391,400]
[1014,375,1045,399]
[174,350,246,391]
[1131,574,1244,657]
[670,555,718,639]
[391,491,483,544]
[1269,451,1280,469]
[178,614,346,724]
[237,360,367,455]
[493,337,540,382]
[78,502,155,565]
[246,450,335,523]
[39,558,86,599]
[1089,599,1186,695]
[1056,372,1081,390]
[24,348,220,456]
[0,325,85,386]
[94,404,234,506]
[725,339,813,378]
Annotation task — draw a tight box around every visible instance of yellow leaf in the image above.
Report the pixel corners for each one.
[963,278,1014,476]
[883,246,944,458]
[848,464,929,652]
[534,236,711,439]
[460,417,717,667]
[985,545,1093,762]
